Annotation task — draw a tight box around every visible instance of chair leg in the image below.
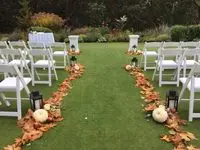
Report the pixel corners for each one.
[139,55,143,68]
[152,64,158,81]
[66,55,70,66]
[0,92,10,106]
[177,67,180,87]
[159,67,162,87]
[64,55,66,67]
[16,89,22,120]
[31,66,35,86]
[189,89,194,122]
[144,55,147,71]
[48,66,51,86]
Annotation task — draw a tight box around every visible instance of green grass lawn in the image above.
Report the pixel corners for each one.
[0,43,200,150]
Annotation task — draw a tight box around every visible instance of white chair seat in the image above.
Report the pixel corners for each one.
[33,60,55,68]
[0,59,5,64]
[143,51,157,56]
[182,60,196,67]
[155,60,177,68]
[180,77,200,92]
[0,77,31,92]
[9,59,30,66]
[53,51,68,56]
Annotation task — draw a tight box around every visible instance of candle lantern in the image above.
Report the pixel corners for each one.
[131,57,138,67]
[30,91,43,111]
[166,90,178,111]
[70,56,77,66]
[132,45,137,51]
[71,44,76,52]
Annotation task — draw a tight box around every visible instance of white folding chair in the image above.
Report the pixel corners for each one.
[30,48,58,86]
[8,40,29,56]
[0,64,31,120]
[50,42,70,68]
[0,48,31,77]
[0,41,9,49]
[179,62,200,121]
[162,42,181,48]
[152,48,183,87]
[181,48,199,77]
[180,41,199,49]
[140,42,162,71]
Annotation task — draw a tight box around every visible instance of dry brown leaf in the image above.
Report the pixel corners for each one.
[160,135,171,142]
[174,143,187,150]
[187,145,200,150]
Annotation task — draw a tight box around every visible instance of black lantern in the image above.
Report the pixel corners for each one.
[132,45,137,51]
[166,90,178,111]
[71,45,76,52]
[30,91,43,111]
[131,57,138,67]
[70,56,77,66]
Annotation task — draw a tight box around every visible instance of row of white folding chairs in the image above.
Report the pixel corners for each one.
[140,41,200,71]
[152,48,200,87]
[0,64,31,120]
[0,48,58,86]
[0,40,70,69]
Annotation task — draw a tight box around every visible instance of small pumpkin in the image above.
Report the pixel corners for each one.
[74,64,80,71]
[125,64,132,71]
[33,109,48,123]
[152,107,168,123]
[44,104,51,111]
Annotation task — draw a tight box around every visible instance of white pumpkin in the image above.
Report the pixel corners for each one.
[74,64,80,71]
[158,105,166,110]
[44,104,51,111]
[152,107,168,123]
[125,64,132,70]
[33,109,48,123]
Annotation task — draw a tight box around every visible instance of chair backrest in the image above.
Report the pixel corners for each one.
[144,42,162,48]
[0,64,30,94]
[180,41,199,48]
[30,49,50,56]
[160,48,183,56]
[28,42,46,49]
[50,42,66,49]
[162,42,181,48]
[0,48,22,56]
[144,42,162,51]
[0,41,9,49]
[182,48,199,57]
[8,41,28,49]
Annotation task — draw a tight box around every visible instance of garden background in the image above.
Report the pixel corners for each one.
[1,0,200,42]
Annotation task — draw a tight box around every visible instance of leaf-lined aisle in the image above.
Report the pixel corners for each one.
[4,64,85,150]
[124,65,200,150]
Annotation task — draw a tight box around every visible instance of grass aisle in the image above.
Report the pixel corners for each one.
[25,43,171,150]
[0,43,199,150]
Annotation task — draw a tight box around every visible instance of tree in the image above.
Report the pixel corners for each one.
[17,0,32,30]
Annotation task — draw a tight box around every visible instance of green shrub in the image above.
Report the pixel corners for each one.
[29,26,52,33]
[79,34,86,43]
[54,33,66,42]
[83,32,100,42]
[99,27,110,35]
[64,38,69,43]
[98,36,107,42]
[8,30,27,41]
[71,27,89,35]
[106,30,131,42]
[155,34,170,41]
[31,12,64,31]
[187,25,200,41]
[170,25,188,41]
